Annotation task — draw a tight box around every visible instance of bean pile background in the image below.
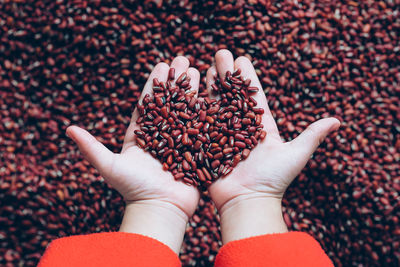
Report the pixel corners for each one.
[0,0,399,266]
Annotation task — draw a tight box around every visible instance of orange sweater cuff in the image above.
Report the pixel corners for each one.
[215,231,334,267]
[38,232,181,267]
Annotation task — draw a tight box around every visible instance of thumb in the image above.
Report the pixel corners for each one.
[290,118,340,159]
[66,125,115,175]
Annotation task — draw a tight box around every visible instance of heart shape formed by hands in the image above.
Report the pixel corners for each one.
[134,68,266,188]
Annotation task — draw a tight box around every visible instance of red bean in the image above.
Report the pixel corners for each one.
[248,87,259,93]
[182,133,189,145]
[242,149,250,159]
[219,136,228,146]
[136,138,146,148]
[249,136,257,145]
[194,140,202,150]
[182,151,192,163]
[260,130,267,140]
[210,147,222,154]
[169,162,178,171]
[167,137,174,148]
[153,78,160,87]
[182,160,191,171]
[155,97,163,107]
[179,112,191,120]
[253,107,264,114]
[223,148,233,154]
[249,96,257,106]
[191,160,197,171]
[232,154,241,167]
[211,84,219,92]
[211,160,220,170]
[174,173,185,180]
[211,152,222,160]
[188,128,200,135]
[242,118,252,125]
[168,68,175,80]
[157,140,167,150]
[207,106,219,115]
[134,130,145,137]
[196,169,206,182]
[183,177,194,185]
[255,115,262,126]
[223,166,233,176]
[160,106,169,118]
[202,167,212,181]
[162,163,169,171]
[199,110,207,122]
[234,141,246,149]
[206,116,214,123]
[180,80,190,88]
[176,72,187,85]
[153,116,163,126]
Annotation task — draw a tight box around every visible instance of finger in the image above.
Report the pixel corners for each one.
[206,66,219,99]
[170,56,190,85]
[215,49,234,81]
[123,63,169,150]
[234,56,280,139]
[66,126,114,175]
[139,62,170,104]
[290,118,340,158]
[187,67,200,97]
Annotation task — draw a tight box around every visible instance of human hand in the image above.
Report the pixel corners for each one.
[66,56,201,253]
[207,50,340,243]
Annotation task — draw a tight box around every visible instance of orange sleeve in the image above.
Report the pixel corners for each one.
[38,232,181,267]
[215,232,333,267]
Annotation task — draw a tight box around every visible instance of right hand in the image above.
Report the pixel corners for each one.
[206,50,340,243]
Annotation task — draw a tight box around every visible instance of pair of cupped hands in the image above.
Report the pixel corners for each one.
[66,50,340,253]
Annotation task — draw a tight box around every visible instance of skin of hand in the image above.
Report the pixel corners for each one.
[66,56,201,254]
[207,50,341,244]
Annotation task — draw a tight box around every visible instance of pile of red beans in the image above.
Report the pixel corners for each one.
[0,1,398,266]
[135,68,266,188]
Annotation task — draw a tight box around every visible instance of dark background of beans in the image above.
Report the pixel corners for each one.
[0,0,399,266]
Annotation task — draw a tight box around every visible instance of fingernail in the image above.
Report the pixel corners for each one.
[66,130,75,141]
[329,120,340,131]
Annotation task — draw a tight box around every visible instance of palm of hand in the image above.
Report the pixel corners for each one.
[105,145,199,216]
[66,57,201,218]
[209,131,305,209]
[206,50,340,210]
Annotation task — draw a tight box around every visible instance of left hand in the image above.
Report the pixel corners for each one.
[66,56,201,253]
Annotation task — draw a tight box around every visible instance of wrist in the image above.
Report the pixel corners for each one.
[119,200,188,254]
[219,195,288,244]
